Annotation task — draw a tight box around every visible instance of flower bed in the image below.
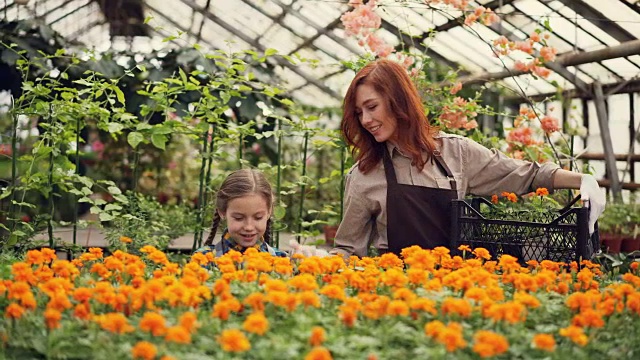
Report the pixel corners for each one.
[1,246,640,359]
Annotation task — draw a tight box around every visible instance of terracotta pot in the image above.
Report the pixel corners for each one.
[601,233,622,254]
[323,225,338,246]
[621,236,640,253]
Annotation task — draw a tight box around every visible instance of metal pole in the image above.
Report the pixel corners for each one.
[593,82,622,199]
[459,40,640,86]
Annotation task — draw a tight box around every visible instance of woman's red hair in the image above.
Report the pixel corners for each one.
[342,59,439,174]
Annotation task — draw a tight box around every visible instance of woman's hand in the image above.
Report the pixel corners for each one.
[289,240,330,258]
[580,174,606,235]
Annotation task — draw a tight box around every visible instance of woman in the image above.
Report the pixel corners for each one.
[331,59,605,258]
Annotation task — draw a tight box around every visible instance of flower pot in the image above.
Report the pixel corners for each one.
[323,225,338,246]
[601,233,622,254]
[621,236,640,253]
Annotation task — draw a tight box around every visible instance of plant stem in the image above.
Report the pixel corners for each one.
[8,97,18,238]
[296,131,309,243]
[202,124,216,246]
[193,126,210,251]
[339,142,346,221]
[47,111,55,249]
[276,118,282,248]
[72,114,81,252]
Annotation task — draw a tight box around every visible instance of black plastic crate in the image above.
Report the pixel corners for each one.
[449,196,600,263]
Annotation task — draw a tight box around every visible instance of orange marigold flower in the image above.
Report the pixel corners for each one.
[146,250,168,265]
[310,326,326,346]
[96,313,134,334]
[165,325,192,344]
[559,325,588,346]
[73,303,91,320]
[7,281,30,301]
[288,274,319,291]
[386,300,410,316]
[41,248,57,263]
[441,298,472,318]
[120,236,133,244]
[243,311,269,335]
[532,333,556,351]
[437,323,467,352]
[457,245,471,252]
[179,312,199,333]
[320,284,346,301]
[5,303,25,319]
[535,188,549,196]
[131,341,157,360]
[491,194,498,204]
[340,306,357,327]
[299,291,321,308]
[26,250,45,265]
[472,248,491,260]
[425,319,445,338]
[44,308,62,329]
[243,292,265,312]
[472,330,509,357]
[217,329,251,352]
[139,311,167,336]
[305,346,333,360]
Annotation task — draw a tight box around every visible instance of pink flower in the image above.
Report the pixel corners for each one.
[540,115,560,133]
[463,120,478,130]
[515,40,534,54]
[507,127,535,145]
[529,32,541,42]
[450,82,462,95]
[540,46,557,62]
[533,66,551,78]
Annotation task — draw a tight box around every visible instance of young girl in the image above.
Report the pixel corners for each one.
[194,169,287,258]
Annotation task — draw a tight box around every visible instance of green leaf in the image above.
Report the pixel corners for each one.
[151,133,167,150]
[136,122,153,130]
[127,131,144,148]
[104,204,122,211]
[107,186,122,195]
[113,86,125,105]
[99,213,114,222]
[107,122,124,133]
[265,48,278,56]
[274,205,286,220]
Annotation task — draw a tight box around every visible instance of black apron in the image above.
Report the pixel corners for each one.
[382,148,458,255]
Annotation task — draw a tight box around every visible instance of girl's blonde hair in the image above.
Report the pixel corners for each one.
[204,169,274,246]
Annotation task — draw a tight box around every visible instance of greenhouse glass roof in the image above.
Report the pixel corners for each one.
[3,0,640,107]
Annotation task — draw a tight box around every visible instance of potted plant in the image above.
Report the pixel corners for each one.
[598,202,628,254]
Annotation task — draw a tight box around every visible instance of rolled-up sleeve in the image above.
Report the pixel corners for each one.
[463,137,559,196]
[330,170,373,258]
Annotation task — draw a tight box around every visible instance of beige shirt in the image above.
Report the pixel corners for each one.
[331,133,560,257]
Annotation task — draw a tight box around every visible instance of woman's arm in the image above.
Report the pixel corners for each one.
[552,169,583,189]
[330,171,375,258]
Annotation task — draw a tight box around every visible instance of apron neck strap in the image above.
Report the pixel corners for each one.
[432,149,457,190]
[382,145,398,185]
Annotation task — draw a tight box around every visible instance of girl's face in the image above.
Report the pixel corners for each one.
[219,193,271,247]
[355,83,398,143]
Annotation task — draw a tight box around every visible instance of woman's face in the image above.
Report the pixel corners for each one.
[219,193,271,247]
[355,83,398,143]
